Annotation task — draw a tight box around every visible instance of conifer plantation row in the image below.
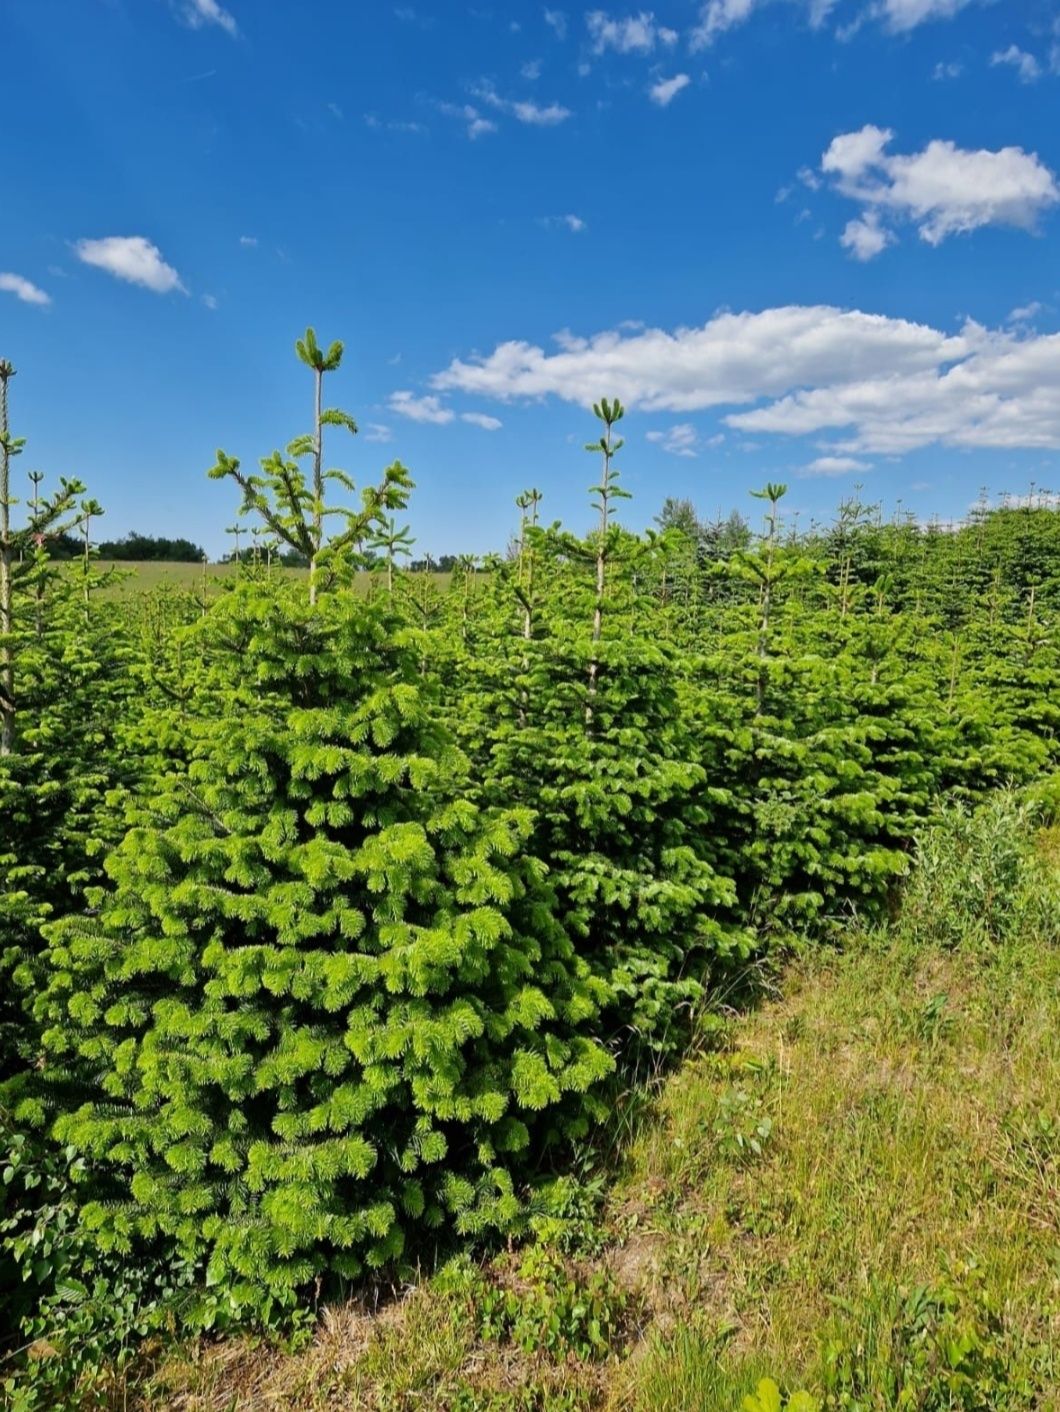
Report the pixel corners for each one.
[2,333,1059,1406]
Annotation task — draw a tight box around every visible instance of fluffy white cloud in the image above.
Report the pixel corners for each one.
[431,303,1060,455]
[729,323,1060,453]
[0,273,51,306]
[461,411,503,430]
[823,123,891,180]
[932,59,963,80]
[991,45,1041,84]
[238,234,258,247]
[649,73,691,105]
[646,423,699,456]
[201,293,219,310]
[389,391,455,424]
[472,84,572,126]
[179,0,237,36]
[586,10,678,53]
[74,236,185,293]
[840,210,893,260]
[821,126,1059,248]
[434,306,955,410]
[802,454,870,475]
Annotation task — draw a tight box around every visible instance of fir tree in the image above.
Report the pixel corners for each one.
[32,587,612,1313]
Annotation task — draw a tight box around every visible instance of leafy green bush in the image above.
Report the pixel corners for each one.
[477,1247,631,1362]
[1,1112,193,1412]
[898,794,1059,950]
[744,1378,821,1412]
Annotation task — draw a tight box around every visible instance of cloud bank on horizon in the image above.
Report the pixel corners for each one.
[432,305,1060,455]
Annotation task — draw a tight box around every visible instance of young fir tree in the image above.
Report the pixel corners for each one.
[208,328,412,602]
[454,403,752,1052]
[31,336,613,1318]
[0,362,141,1080]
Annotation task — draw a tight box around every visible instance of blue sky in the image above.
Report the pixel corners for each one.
[3,0,1060,556]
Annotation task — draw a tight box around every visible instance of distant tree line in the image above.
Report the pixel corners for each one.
[45,530,206,562]
[225,549,468,571]
[40,507,754,569]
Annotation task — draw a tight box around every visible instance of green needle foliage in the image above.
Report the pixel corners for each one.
[5,325,1060,1405]
[208,328,412,603]
[0,364,141,1082]
[30,538,613,1322]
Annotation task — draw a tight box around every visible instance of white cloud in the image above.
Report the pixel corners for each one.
[201,293,219,310]
[691,0,975,47]
[691,0,757,49]
[872,0,973,31]
[430,303,1060,456]
[0,273,51,306]
[179,0,238,36]
[646,423,699,456]
[802,454,870,475]
[522,58,543,79]
[461,411,503,430]
[840,210,893,260]
[389,391,455,424]
[586,11,678,54]
[438,102,498,138]
[434,306,955,411]
[1008,301,1043,325]
[729,323,1060,454]
[365,423,393,443]
[822,123,892,180]
[544,8,568,39]
[649,73,691,105]
[932,59,963,80]
[473,83,572,125]
[511,97,572,125]
[239,234,258,247]
[991,45,1042,84]
[74,236,185,293]
[821,126,1059,248]
[540,213,587,231]
[690,0,837,48]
